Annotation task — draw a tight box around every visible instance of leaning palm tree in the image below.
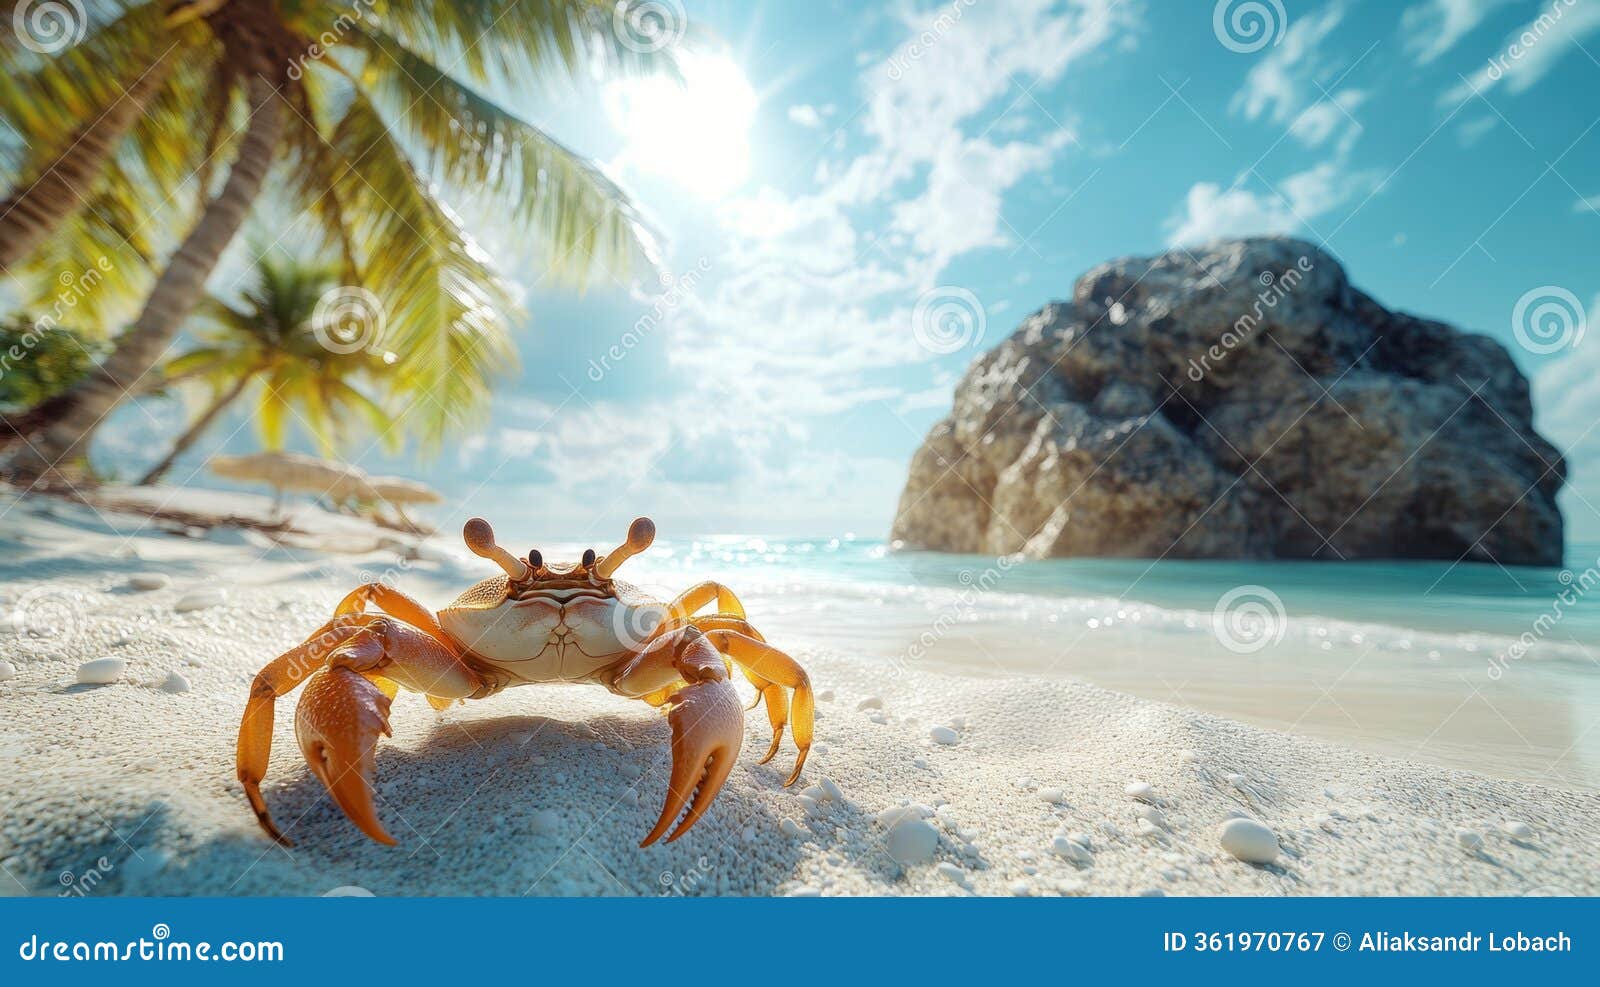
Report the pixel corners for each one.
[0,0,677,479]
[137,252,400,485]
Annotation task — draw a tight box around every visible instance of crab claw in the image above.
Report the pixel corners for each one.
[295,666,397,846]
[641,677,743,846]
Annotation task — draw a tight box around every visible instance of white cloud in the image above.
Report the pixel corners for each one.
[1232,3,1347,125]
[1534,299,1600,537]
[787,104,824,128]
[1164,163,1381,247]
[1455,114,1499,145]
[1443,0,1600,103]
[1287,88,1369,149]
[1400,0,1512,64]
[1575,193,1600,215]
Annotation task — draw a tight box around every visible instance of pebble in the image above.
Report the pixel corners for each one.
[936,862,965,883]
[884,818,939,864]
[1217,818,1280,864]
[322,886,375,897]
[1179,749,1201,764]
[1502,821,1533,841]
[1455,828,1484,853]
[741,827,756,842]
[867,712,888,725]
[856,696,883,711]
[780,818,806,838]
[1066,831,1093,849]
[1038,787,1067,804]
[1136,818,1162,838]
[816,689,834,702]
[1099,821,1121,838]
[1125,781,1155,802]
[1008,880,1033,897]
[159,671,191,694]
[76,657,125,685]
[127,573,171,591]
[1137,805,1167,828]
[0,661,15,682]
[820,778,843,802]
[1051,836,1090,864]
[174,587,226,612]
[1225,773,1249,789]
[929,725,960,745]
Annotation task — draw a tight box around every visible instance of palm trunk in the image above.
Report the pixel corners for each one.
[136,371,255,485]
[0,52,175,272]
[3,74,282,482]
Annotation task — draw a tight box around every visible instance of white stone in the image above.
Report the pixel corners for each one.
[929,725,960,745]
[127,573,170,591]
[323,885,375,897]
[1455,828,1484,852]
[884,818,939,864]
[1218,818,1279,864]
[1137,805,1167,828]
[76,657,125,685]
[1502,821,1533,841]
[780,818,806,838]
[1009,880,1032,896]
[1051,836,1090,864]
[856,696,883,711]
[0,660,15,682]
[820,778,843,802]
[159,671,191,694]
[936,861,965,883]
[1126,781,1155,802]
[1038,787,1067,804]
[174,587,226,612]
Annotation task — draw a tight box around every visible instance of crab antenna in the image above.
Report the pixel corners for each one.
[463,518,529,581]
[596,517,656,579]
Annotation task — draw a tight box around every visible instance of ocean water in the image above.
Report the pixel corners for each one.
[530,534,1600,791]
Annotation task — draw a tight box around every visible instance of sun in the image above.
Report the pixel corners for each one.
[605,53,757,198]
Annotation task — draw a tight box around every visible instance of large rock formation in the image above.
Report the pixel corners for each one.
[891,238,1565,564]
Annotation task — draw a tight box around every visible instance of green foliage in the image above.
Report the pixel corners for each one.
[0,317,106,410]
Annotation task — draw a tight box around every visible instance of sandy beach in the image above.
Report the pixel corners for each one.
[2,488,1597,897]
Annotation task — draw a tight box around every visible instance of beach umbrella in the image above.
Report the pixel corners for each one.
[208,451,377,511]
[365,476,444,506]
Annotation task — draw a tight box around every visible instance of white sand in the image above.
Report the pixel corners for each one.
[2,488,1597,897]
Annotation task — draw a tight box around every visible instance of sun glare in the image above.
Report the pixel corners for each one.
[605,53,757,198]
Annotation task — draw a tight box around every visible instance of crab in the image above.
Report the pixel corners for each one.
[235,516,813,847]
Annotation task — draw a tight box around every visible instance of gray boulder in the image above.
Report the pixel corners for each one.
[891,237,1564,564]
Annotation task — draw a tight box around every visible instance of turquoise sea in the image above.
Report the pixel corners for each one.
[522,534,1600,790]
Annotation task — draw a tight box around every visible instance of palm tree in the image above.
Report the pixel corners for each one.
[1,0,675,479]
[137,252,398,485]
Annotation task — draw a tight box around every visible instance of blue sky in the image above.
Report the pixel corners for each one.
[121,0,1600,545]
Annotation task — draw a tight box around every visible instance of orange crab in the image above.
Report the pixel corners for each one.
[236,517,813,847]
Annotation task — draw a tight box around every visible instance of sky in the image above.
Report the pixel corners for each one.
[108,0,1600,546]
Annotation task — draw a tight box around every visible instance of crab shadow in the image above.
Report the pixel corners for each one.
[234,711,806,896]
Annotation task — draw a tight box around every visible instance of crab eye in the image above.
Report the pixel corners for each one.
[582,548,596,568]
[527,549,542,570]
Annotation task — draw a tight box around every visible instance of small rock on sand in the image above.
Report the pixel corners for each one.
[1455,829,1484,853]
[884,818,939,864]
[929,725,959,745]
[1502,821,1533,841]
[936,861,965,883]
[1125,781,1155,802]
[159,671,191,694]
[0,661,16,682]
[1051,836,1090,864]
[1039,787,1067,804]
[76,657,125,685]
[856,696,883,711]
[780,818,806,838]
[1218,818,1279,864]
[127,573,170,591]
[174,588,226,612]
[322,886,375,897]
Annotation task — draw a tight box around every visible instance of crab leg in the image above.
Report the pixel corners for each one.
[692,615,788,760]
[702,630,814,787]
[611,628,745,846]
[237,613,387,845]
[664,581,750,623]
